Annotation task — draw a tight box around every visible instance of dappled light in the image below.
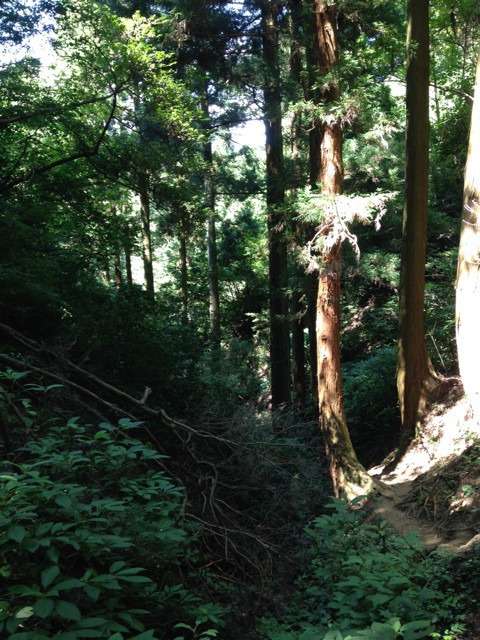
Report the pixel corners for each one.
[2,1,480,639]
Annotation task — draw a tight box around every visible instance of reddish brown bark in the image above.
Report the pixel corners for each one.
[312,2,370,497]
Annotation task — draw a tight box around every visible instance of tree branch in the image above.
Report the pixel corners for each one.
[0,92,118,129]
[0,91,118,194]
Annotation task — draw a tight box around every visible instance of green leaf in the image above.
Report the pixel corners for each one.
[116,567,146,576]
[8,525,26,543]
[10,634,50,640]
[56,600,81,621]
[84,585,100,601]
[15,606,34,620]
[55,495,72,509]
[34,598,55,619]
[76,617,109,628]
[55,578,84,592]
[117,575,152,584]
[110,560,127,573]
[131,631,156,640]
[41,565,60,589]
[401,620,434,640]
[322,631,343,640]
[367,593,391,607]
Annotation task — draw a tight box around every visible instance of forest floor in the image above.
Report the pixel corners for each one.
[368,381,480,553]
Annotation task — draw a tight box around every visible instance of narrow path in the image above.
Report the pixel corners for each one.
[365,390,480,553]
[369,476,475,554]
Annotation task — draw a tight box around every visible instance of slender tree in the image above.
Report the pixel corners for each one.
[178,206,190,327]
[310,0,371,497]
[456,51,480,413]
[202,91,221,348]
[289,0,307,412]
[123,221,134,287]
[262,0,291,413]
[397,0,436,439]
[138,171,155,300]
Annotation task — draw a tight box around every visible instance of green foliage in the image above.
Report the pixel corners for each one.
[1,0,480,637]
[0,372,224,639]
[259,501,466,640]
[343,347,399,464]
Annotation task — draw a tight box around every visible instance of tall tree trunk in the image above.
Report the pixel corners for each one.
[124,225,133,287]
[111,206,123,290]
[289,0,307,413]
[308,0,338,189]
[262,0,290,413]
[397,0,436,439]
[138,172,155,301]
[292,292,307,412]
[307,274,319,416]
[312,1,371,498]
[202,92,221,349]
[179,213,189,327]
[456,52,480,414]
[304,0,328,411]
[114,251,122,289]
[103,259,111,286]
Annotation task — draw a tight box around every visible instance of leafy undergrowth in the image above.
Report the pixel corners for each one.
[2,367,480,640]
[259,501,474,640]
[0,370,224,640]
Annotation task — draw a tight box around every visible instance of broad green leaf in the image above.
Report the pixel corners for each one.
[117,575,152,584]
[110,561,127,573]
[15,606,34,620]
[8,525,26,543]
[131,631,156,640]
[56,600,81,621]
[41,565,60,589]
[55,495,72,509]
[401,620,434,640]
[34,598,55,618]
[10,634,50,640]
[76,617,109,628]
[55,579,84,591]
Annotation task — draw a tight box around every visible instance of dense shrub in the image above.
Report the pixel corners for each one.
[0,371,224,640]
[259,501,466,640]
[343,347,400,466]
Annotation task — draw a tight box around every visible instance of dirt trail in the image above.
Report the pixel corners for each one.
[369,478,473,553]
[363,386,480,553]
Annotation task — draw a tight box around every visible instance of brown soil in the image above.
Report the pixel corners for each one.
[367,382,480,554]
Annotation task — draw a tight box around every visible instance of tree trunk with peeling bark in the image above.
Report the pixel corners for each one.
[456,53,480,414]
[312,1,371,498]
[262,0,290,413]
[397,0,436,440]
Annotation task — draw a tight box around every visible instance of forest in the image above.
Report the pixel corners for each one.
[2,0,480,638]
